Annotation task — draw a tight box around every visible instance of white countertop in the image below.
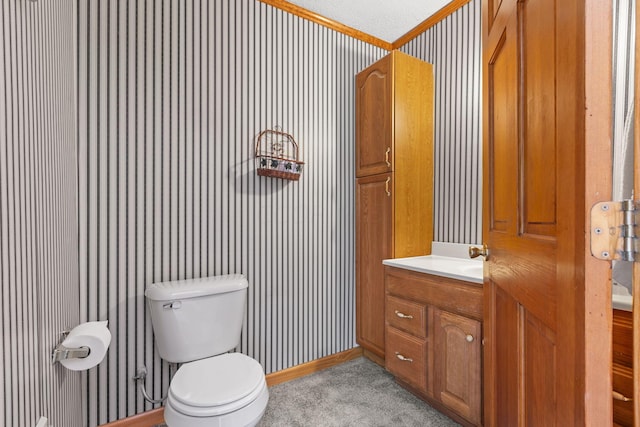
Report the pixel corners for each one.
[612,294,632,312]
[383,254,483,284]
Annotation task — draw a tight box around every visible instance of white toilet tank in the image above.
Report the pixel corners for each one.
[145,274,248,363]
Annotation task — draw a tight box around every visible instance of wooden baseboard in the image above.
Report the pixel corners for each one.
[265,347,363,387]
[99,347,364,426]
[99,407,164,427]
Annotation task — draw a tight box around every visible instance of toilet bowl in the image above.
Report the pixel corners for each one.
[145,275,269,427]
[163,354,269,427]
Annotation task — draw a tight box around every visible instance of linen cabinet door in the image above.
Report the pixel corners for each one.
[356,173,393,358]
[433,308,482,425]
[355,54,392,178]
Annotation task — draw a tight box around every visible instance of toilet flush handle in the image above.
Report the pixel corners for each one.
[163,301,182,309]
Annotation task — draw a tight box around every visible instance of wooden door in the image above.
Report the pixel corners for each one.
[434,309,482,425]
[635,0,640,420]
[355,54,392,178]
[356,173,393,358]
[483,0,584,424]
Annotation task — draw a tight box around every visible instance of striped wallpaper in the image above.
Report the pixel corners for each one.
[612,0,635,202]
[402,0,483,245]
[76,0,384,424]
[0,1,81,427]
[75,0,486,424]
[611,0,636,294]
[0,0,486,424]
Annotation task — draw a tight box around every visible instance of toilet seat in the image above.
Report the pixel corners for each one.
[168,353,266,417]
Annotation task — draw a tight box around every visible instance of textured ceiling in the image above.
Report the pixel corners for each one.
[285,0,453,43]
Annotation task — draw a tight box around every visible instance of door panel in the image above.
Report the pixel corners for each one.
[488,26,518,234]
[356,55,392,178]
[494,288,518,426]
[488,0,505,33]
[521,0,557,238]
[524,313,557,426]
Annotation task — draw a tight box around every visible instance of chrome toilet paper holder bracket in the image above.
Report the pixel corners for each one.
[51,330,91,364]
[51,344,91,364]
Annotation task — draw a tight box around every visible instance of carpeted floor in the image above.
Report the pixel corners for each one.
[258,357,460,427]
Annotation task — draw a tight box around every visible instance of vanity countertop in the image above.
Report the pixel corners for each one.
[383,254,483,284]
[613,293,632,312]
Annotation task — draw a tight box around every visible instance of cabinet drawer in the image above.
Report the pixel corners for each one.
[613,363,633,427]
[386,326,428,393]
[386,295,427,338]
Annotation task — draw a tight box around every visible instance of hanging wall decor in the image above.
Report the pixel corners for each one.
[255,127,304,181]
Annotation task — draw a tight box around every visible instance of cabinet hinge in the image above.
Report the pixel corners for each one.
[590,199,639,262]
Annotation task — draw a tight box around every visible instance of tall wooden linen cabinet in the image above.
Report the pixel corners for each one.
[355,50,434,361]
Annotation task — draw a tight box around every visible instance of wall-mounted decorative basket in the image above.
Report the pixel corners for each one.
[255,127,304,181]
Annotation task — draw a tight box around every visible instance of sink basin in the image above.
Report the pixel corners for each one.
[383,255,484,284]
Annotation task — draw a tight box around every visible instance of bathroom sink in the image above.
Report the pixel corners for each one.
[460,264,483,276]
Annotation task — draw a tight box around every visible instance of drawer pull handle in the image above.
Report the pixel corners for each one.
[395,310,413,319]
[385,177,391,197]
[385,147,391,167]
[395,352,413,363]
[466,334,474,343]
[613,390,632,402]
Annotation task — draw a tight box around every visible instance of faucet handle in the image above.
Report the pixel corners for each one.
[469,244,489,260]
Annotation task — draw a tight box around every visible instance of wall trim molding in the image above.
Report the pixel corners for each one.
[99,348,364,426]
[392,0,472,49]
[259,0,471,52]
[258,0,393,50]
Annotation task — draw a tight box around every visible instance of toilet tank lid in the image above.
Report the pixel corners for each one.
[145,274,248,301]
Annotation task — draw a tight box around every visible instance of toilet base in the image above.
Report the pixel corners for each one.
[163,381,269,427]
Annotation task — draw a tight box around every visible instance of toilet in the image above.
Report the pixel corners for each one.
[145,274,269,427]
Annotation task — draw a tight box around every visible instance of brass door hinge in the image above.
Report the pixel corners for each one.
[590,199,639,261]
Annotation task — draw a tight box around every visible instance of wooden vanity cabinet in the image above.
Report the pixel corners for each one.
[385,266,483,426]
[612,309,633,427]
[355,50,434,361]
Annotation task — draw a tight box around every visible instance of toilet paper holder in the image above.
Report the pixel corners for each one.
[51,330,90,364]
[51,344,90,364]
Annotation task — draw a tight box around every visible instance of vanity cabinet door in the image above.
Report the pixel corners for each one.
[433,309,482,425]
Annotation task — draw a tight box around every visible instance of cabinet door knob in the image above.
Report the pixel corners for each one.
[395,310,413,319]
[395,352,413,362]
[466,334,474,343]
[385,147,391,167]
